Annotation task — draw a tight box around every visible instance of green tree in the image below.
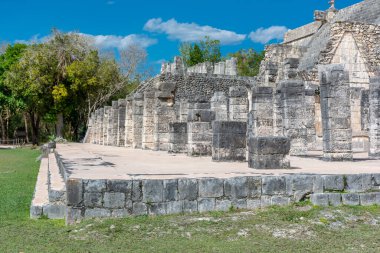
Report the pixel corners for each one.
[0,44,27,141]
[179,37,221,66]
[229,49,265,77]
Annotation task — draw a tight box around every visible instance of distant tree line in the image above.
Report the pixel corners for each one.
[179,37,265,77]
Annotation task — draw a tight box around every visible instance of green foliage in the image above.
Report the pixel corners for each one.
[179,36,221,66]
[229,49,265,77]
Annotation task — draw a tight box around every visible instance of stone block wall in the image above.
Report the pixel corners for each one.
[229,86,249,122]
[249,87,274,137]
[125,98,133,147]
[132,93,144,149]
[142,92,155,150]
[168,123,188,153]
[211,92,228,121]
[64,172,380,224]
[117,99,126,147]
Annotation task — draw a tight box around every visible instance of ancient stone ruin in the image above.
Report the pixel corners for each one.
[31,0,380,223]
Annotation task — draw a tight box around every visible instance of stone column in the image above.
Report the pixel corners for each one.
[187,102,215,156]
[169,122,188,153]
[86,112,95,143]
[125,97,133,147]
[212,121,247,161]
[110,101,119,146]
[248,87,274,137]
[117,99,126,147]
[154,82,177,151]
[369,77,380,158]
[103,106,111,146]
[305,88,317,149]
[132,93,144,149]
[211,92,228,121]
[319,64,353,161]
[179,99,189,122]
[229,86,249,122]
[142,91,155,150]
[280,80,308,156]
[97,108,104,145]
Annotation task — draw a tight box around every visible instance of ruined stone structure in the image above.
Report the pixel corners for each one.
[85,0,380,165]
[32,0,380,223]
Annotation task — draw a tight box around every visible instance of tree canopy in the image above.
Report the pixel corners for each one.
[229,49,265,77]
[179,37,221,66]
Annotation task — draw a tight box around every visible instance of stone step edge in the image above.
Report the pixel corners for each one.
[30,157,49,218]
[48,153,66,203]
[311,192,380,207]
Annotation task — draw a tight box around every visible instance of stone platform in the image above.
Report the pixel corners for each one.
[58,143,380,180]
[32,143,380,224]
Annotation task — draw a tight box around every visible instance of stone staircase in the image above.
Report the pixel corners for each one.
[30,153,66,219]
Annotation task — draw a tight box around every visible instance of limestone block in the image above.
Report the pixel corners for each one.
[103,192,125,209]
[67,178,83,206]
[107,180,132,196]
[182,200,198,213]
[224,177,248,199]
[212,121,247,161]
[215,199,232,211]
[166,201,183,214]
[65,207,83,225]
[169,122,188,153]
[111,209,130,218]
[198,198,215,212]
[84,193,103,208]
[232,199,247,209]
[178,178,198,201]
[85,208,111,218]
[247,199,261,209]
[322,175,344,191]
[310,193,329,207]
[342,193,360,206]
[271,196,291,206]
[44,204,65,219]
[345,174,372,192]
[327,193,342,206]
[148,203,167,215]
[132,180,143,202]
[84,180,106,193]
[142,180,164,203]
[262,176,286,195]
[198,178,224,198]
[247,177,262,198]
[360,193,377,206]
[132,202,148,215]
[164,179,178,201]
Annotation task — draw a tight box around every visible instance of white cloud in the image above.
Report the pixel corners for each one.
[14,33,157,50]
[249,26,289,44]
[78,33,157,50]
[144,18,246,45]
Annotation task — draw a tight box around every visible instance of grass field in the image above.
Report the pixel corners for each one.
[1,148,380,252]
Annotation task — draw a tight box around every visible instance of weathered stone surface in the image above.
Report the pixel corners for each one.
[198,178,224,198]
[164,179,178,201]
[84,180,106,193]
[132,202,147,215]
[360,193,377,206]
[111,209,130,218]
[323,175,344,191]
[327,193,342,206]
[148,203,167,215]
[85,208,111,218]
[182,200,198,213]
[178,179,198,201]
[247,199,261,209]
[262,176,286,195]
[232,199,247,209]
[311,193,329,207]
[247,177,262,198]
[215,199,232,211]
[166,201,183,214]
[143,180,164,203]
[345,174,372,192]
[132,180,143,202]
[67,178,83,206]
[65,207,83,225]
[342,193,360,206]
[44,204,65,219]
[84,193,103,208]
[107,180,132,196]
[198,198,215,212]
[224,177,248,199]
[271,196,290,206]
[103,192,125,208]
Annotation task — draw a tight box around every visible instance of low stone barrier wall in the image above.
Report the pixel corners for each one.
[65,171,380,224]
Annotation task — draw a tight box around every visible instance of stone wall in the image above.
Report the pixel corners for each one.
[65,171,380,223]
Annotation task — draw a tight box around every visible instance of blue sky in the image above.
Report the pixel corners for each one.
[0,0,360,72]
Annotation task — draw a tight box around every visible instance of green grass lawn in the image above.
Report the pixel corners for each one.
[1,148,380,252]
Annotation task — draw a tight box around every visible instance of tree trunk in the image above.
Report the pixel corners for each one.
[29,112,40,145]
[24,113,29,143]
[0,114,6,143]
[56,112,64,138]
